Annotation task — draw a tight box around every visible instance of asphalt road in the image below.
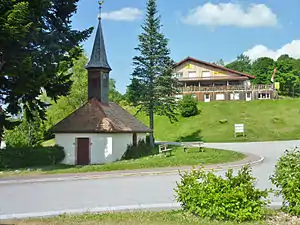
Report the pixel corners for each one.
[1,140,299,219]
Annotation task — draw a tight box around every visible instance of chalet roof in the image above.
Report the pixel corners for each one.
[86,18,111,71]
[51,98,152,134]
[175,56,256,79]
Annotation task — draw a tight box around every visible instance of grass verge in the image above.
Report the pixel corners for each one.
[4,210,274,225]
[0,146,245,178]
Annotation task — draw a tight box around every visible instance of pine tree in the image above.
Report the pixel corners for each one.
[127,0,179,147]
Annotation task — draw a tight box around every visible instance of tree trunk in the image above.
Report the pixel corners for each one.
[149,107,154,148]
[0,129,3,149]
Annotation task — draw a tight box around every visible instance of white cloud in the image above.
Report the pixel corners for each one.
[244,40,300,61]
[182,3,278,28]
[101,7,143,21]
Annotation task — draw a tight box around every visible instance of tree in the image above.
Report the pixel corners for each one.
[213,59,225,66]
[226,54,252,74]
[109,78,125,103]
[276,55,300,97]
[4,111,44,147]
[179,95,199,117]
[126,0,179,147]
[251,57,275,84]
[0,0,93,144]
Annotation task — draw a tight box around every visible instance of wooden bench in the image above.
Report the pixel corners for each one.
[158,144,173,157]
[183,142,204,153]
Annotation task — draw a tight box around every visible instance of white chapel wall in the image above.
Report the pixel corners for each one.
[55,132,148,165]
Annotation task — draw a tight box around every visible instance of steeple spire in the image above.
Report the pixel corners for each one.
[86,0,111,70]
[86,0,111,104]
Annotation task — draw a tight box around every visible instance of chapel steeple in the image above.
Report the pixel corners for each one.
[86,1,111,104]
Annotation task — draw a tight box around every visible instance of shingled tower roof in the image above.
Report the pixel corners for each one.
[86,14,111,70]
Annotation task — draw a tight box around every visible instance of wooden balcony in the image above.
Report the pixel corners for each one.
[181,84,273,92]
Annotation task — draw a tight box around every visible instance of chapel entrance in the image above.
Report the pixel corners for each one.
[76,138,90,165]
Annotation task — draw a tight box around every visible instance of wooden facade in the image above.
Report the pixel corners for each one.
[173,57,276,102]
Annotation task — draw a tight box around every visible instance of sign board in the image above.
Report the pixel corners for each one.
[275,82,280,90]
[213,71,222,75]
[234,124,245,137]
[186,64,192,69]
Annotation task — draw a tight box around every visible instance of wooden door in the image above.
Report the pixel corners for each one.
[76,138,90,165]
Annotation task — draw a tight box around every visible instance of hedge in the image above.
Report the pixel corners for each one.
[0,145,65,169]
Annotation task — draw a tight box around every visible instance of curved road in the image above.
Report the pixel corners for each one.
[0,140,299,219]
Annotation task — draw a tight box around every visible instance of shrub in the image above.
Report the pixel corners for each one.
[0,145,65,169]
[175,165,269,222]
[4,115,45,148]
[178,95,199,118]
[270,147,300,216]
[122,140,158,160]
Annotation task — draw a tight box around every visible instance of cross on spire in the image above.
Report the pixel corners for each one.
[98,1,105,19]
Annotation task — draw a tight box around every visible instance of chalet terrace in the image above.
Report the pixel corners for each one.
[173,57,275,102]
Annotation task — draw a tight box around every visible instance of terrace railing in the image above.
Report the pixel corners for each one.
[181,84,273,92]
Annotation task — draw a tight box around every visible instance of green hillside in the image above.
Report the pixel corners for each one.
[131,99,300,143]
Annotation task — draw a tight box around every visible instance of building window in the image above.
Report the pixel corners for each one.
[230,93,240,100]
[188,71,197,77]
[202,71,211,78]
[174,72,183,78]
[258,93,270,99]
[216,93,225,101]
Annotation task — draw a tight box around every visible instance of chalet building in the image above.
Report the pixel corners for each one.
[50,7,152,165]
[173,57,275,102]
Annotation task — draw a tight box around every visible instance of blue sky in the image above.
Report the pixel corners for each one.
[71,0,300,94]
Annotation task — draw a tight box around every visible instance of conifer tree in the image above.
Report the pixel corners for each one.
[127,0,179,147]
[0,0,93,143]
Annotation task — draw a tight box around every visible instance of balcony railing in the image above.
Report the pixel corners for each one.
[181,84,273,92]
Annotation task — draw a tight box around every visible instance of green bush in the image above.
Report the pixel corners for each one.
[178,95,199,117]
[4,114,45,148]
[270,147,300,216]
[122,140,158,160]
[175,165,269,222]
[0,145,65,169]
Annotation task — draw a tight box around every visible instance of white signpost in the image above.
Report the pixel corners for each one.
[234,124,245,137]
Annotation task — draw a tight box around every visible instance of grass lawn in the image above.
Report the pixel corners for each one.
[4,210,269,225]
[0,146,245,177]
[123,98,300,143]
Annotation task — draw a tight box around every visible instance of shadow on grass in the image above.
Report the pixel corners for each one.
[175,129,203,142]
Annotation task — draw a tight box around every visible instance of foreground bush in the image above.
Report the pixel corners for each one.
[0,145,65,169]
[175,165,269,222]
[270,147,300,216]
[178,95,199,117]
[122,140,158,160]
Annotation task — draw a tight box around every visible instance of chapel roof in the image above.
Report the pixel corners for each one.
[51,98,152,134]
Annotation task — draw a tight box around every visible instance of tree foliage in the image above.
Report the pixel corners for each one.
[126,0,179,146]
[270,147,300,216]
[4,111,44,147]
[179,95,199,117]
[0,0,93,142]
[175,166,270,222]
[226,54,252,74]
